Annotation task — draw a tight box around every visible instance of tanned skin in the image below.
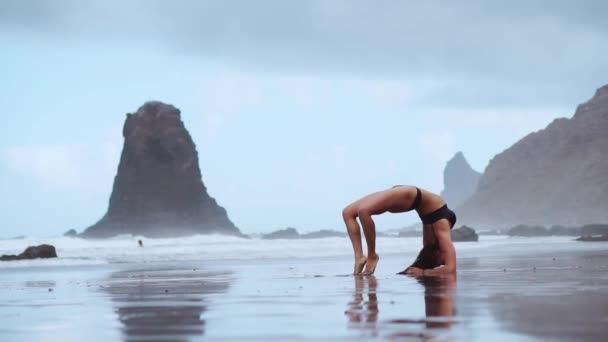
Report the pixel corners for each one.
[342,185,456,275]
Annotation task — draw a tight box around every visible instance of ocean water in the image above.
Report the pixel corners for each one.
[1,235,607,341]
[0,234,590,269]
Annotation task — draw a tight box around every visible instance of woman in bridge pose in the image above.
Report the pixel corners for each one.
[342,185,457,276]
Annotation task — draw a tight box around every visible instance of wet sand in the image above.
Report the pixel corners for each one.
[1,240,607,341]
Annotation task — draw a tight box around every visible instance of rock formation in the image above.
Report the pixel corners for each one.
[300,230,347,239]
[1,244,57,261]
[458,85,608,227]
[451,226,479,242]
[63,229,78,237]
[499,224,583,237]
[261,228,347,239]
[81,102,242,238]
[581,224,608,236]
[576,235,608,242]
[441,152,481,208]
[507,225,550,237]
[262,228,300,240]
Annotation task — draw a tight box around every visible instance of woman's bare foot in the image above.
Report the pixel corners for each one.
[354,256,367,274]
[362,254,379,275]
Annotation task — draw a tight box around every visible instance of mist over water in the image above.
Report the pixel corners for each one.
[0,234,591,270]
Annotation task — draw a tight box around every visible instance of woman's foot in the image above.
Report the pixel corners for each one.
[354,256,368,274]
[362,254,379,275]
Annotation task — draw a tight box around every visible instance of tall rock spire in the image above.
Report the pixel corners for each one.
[82,101,241,238]
[440,152,481,208]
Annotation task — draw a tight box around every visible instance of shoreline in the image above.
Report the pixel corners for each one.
[1,235,603,270]
[1,239,607,341]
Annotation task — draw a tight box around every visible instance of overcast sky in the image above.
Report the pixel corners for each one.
[1,1,607,237]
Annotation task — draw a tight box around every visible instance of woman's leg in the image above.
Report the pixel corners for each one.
[345,189,398,274]
[343,204,367,274]
[358,208,379,274]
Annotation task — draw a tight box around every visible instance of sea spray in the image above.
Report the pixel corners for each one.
[0,235,584,269]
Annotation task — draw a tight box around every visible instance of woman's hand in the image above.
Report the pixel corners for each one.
[404,266,424,277]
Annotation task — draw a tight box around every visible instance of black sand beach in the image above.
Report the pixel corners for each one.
[1,239,607,341]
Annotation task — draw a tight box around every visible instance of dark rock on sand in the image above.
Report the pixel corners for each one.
[507,225,550,237]
[63,229,78,237]
[0,244,57,261]
[581,224,608,236]
[451,226,479,242]
[576,224,608,241]
[262,228,300,240]
[458,84,608,227]
[441,152,481,208]
[300,230,347,239]
[81,102,242,238]
[576,234,608,242]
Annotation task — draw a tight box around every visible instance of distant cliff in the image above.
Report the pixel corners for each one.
[82,102,242,238]
[458,85,608,227]
[440,152,481,208]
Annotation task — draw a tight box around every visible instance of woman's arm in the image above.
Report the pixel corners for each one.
[423,222,456,276]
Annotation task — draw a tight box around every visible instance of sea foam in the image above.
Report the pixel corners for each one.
[0,234,582,269]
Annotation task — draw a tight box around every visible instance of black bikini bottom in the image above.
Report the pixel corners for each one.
[419,204,457,229]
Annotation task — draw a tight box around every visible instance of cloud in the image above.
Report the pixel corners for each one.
[195,68,426,142]
[275,76,331,108]
[197,70,266,141]
[2,134,121,192]
[4,144,87,189]
[411,107,565,183]
[417,131,459,165]
[198,70,336,115]
[1,0,606,87]
[364,80,417,107]
[200,70,266,117]
[420,108,564,136]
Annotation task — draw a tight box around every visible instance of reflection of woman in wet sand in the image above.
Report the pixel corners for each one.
[344,276,379,331]
[345,274,456,338]
[387,274,457,340]
[418,274,456,329]
[342,185,457,275]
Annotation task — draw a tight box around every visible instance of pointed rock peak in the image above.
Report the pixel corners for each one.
[594,84,608,98]
[441,151,482,208]
[451,151,466,162]
[82,102,241,238]
[575,83,608,118]
[135,101,181,119]
[446,152,474,170]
